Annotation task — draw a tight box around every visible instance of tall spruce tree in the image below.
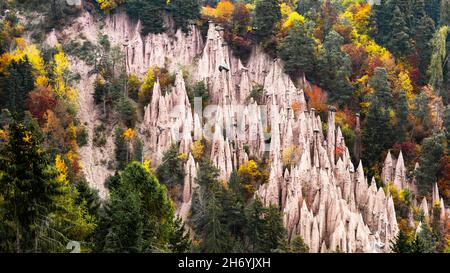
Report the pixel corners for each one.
[170,0,200,33]
[387,6,413,57]
[362,68,395,175]
[0,122,60,252]
[0,58,35,120]
[253,0,281,42]
[278,23,317,78]
[415,132,445,196]
[317,31,353,106]
[97,162,188,252]
[395,90,410,142]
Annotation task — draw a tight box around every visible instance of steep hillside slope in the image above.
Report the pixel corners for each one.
[48,10,446,253]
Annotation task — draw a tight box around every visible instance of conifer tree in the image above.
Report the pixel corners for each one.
[278,23,317,78]
[170,0,201,33]
[362,68,395,175]
[317,31,353,106]
[0,58,35,119]
[415,132,445,196]
[253,0,281,42]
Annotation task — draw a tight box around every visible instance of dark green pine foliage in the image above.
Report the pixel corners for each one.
[414,14,436,84]
[362,68,395,175]
[278,24,317,78]
[391,229,413,253]
[412,224,438,253]
[170,0,201,33]
[125,0,167,35]
[190,160,233,252]
[200,184,233,253]
[0,58,35,120]
[395,90,410,142]
[0,122,60,252]
[253,0,282,42]
[97,162,187,253]
[412,92,432,132]
[262,205,287,252]
[415,132,445,196]
[317,31,353,106]
[114,127,128,170]
[290,236,310,253]
[387,6,413,57]
[425,0,441,25]
[371,0,395,45]
[75,177,101,217]
[169,217,192,253]
[156,144,185,188]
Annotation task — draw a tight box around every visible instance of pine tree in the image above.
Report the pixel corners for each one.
[125,0,167,35]
[261,205,286,252]
[391,229,413,253]
[415,14,436,84]
[170,0,200,33]
[114,127,127,170]
[0,122,60,252]
[97,162,181,252]
[290,236,310,253]
[317,31,353,106]
[0,58,35,119]
[412,224,438,253]
[412,92,432,131]
[395,90,410,142]
[387,6,413,57]
[278,24,317,78]
[253,0,281,42]
[199,184,233,253]
[169,217,191,253]
[415,132,445,196]
[425,0,441,24]
[362,68,395,175]
[371,0,395,46]
[244,198,267,252]
[156,144,185,188]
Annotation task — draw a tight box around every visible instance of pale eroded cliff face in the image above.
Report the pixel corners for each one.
[48,11,446,252]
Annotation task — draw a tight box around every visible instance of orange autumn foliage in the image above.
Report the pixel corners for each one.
[305,84,328,113]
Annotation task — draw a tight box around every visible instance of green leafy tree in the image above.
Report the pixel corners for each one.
[428,26,449,103]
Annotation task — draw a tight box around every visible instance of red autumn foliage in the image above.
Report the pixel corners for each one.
[305,84,328,113]
[27,87,57,125]
[342,44,368,79]
[392,141,420,165]
[343,107,357,128]
[334,24,353,42]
